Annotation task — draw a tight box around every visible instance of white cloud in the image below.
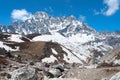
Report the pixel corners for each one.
[11,9,33,21]
[104,0,120,16]
[95,0,120,16]
[79,15,86,22]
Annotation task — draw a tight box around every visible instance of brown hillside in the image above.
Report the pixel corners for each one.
[5,41,68,63]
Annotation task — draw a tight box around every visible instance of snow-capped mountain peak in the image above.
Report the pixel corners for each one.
[0,11,95,36]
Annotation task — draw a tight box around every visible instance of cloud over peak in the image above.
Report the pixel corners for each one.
[11,9,33,21]
[95,0,120,16]
[104,0,120,16]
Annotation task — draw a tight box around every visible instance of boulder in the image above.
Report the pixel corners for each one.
[0,72,11,79]
[49,68,62,78]
[52,65,64,72]
[110,72,120,80]
[10,66,37,80]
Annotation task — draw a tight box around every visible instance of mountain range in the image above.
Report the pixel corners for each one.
[0,12,120,64]
[1,12,120,80]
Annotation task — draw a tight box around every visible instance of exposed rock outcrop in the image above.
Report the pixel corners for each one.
[10,66,37,80]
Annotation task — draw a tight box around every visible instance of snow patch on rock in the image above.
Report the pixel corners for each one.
[8,34,24,42]
[51,48,58,55]
[42,55,57,63]
[0,41,19,51]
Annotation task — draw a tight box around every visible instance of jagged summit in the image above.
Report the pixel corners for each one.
[34,11,51,19]
[0,11,95,36]
[0,25,7,33]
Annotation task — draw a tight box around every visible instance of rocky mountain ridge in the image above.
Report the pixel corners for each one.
[0,12,95,35]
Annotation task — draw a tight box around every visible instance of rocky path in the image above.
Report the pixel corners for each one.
[64,66,120,80]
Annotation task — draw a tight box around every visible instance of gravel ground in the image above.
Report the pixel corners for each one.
[64,66,120,80]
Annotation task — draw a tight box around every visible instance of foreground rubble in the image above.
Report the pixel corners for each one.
[1,59,120,80]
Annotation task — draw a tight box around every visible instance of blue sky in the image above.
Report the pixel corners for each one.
[0,0,120,31]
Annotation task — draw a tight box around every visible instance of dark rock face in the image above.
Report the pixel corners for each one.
[0,72,11,79]
[0,48,7,55]
[52,65,64,72]
[25,34,41,39]
[0,34,11,41]
[5,51,14,58]
[0,56,9,65]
